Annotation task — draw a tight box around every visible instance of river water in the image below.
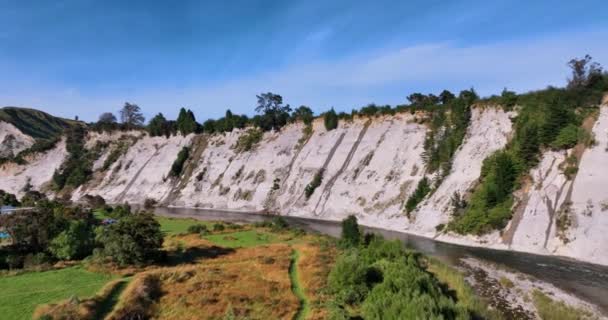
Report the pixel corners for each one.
[154,207,608,314]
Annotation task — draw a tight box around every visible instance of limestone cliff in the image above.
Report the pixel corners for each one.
[2,104,608,266]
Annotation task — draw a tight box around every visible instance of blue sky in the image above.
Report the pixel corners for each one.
[1,0,607,122]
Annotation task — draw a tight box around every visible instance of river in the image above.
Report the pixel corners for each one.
[154,207,608,314]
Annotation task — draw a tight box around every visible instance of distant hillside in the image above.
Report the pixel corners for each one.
[0,107,81,140]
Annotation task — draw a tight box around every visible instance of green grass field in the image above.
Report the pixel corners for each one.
[157,216,212,236]
[0,266,115,320]
[204,230,278,248]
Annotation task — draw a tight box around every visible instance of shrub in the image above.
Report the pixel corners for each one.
[169,146,190,177]
[143,198,157,209]
[270,216,289,231]
[213,223,225,232]
[0,190,20,207]
[49,220,95,260]
[340,215,361,248]
[304,169,324,199]
[328,235,469,320]
[233,128,263,152]
[551,124,581,149]
[404,177,431,214]
[95,212,163,266]
[187,224,208,234]
[324,108,338,131]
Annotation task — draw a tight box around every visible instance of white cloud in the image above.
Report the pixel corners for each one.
[2,29,607,121]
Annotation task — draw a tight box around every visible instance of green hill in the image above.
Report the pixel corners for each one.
[0,107,82,140]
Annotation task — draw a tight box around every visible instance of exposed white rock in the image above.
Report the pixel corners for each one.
[175,123,304,210]
[282,113,428,229]
[508,151,570,254]
[416,107,515,236]
[73,133,192,203]
[0,139,67,196]
[0,121,35,158]
[4,104,608,266]
[553,105,608,265]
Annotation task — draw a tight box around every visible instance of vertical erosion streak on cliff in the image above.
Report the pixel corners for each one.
[265,127,313,212]
[115,144,165,203]
[290,131,346,207]
[314,121,370,215]
[162,135,208,206]
[502,155,557,246]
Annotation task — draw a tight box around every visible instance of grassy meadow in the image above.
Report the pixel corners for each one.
[5,214,334,320]
[0,267,115,320]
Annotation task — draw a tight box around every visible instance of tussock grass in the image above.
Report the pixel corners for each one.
[32,278,129,320]
[532,289,597,320]
[426,258,504,320]
[106,273,161,320]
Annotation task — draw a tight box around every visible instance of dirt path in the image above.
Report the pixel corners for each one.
[289,249,309,320]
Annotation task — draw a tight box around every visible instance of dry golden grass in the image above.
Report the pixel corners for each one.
[33,278,126,320]
[77,228,334,320]
[106,273,161,320]
[155,243,298,320]
[293,237,336,320]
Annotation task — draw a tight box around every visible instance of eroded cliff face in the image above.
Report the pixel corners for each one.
[0,121,34,158]
[2,104,608,265]
[0,139,67,196]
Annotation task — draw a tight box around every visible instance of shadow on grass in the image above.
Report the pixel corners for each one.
[93,279,129,320]
[164,245,235,266]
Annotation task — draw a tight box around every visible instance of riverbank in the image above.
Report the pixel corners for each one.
[154,206,608,316]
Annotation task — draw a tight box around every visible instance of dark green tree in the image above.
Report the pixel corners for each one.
[148,113,171,137]
[170,146,190,177]
[340,215,361,247]
[439,90,455,104]
[176,108,198,135]
[120,102,145,128]
[49,220,95,260]
[291,105,314,125]
[324,108,339,131]
[96,212,163,266]
[255,92,292,131]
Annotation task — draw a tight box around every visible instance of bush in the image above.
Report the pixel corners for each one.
[551,124,585,150]
[304,169,324,199]
[95,212,163,266]
[404,177,431,214]
[233,128,263,152]
[49,220,95,260]
[270,216,289,231]
[340,215,361,248]
[328,235,468,320]
[324,108,338,131]
[143,198,157,210]
[0,190,20,207]
[169,146,190,177]
[187,224,208,234]
[213,223,225,232]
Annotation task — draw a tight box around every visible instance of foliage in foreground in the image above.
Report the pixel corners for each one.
[328,216,475,320]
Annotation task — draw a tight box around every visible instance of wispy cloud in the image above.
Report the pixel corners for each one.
[2,29,607,121]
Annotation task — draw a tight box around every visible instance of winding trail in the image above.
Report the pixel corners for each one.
[289,249,309,320]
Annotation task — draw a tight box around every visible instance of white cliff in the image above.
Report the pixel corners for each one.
[3,104,608,266]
